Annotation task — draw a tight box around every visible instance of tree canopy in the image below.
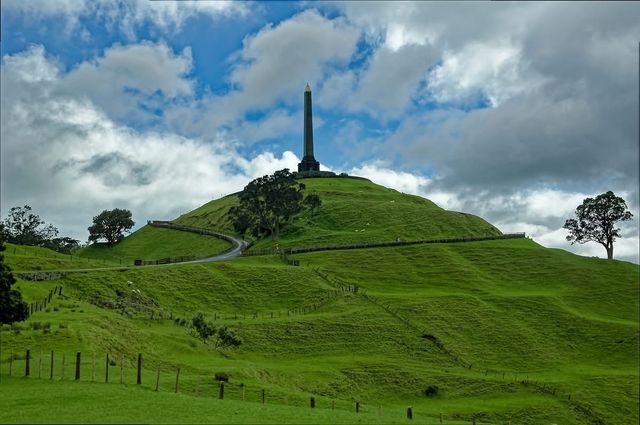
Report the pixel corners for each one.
[563,191,633,260]
[229,169,306,240]
[88,208,135,245]
[0,232,28,324]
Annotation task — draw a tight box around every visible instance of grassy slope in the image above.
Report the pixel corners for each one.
[3,239,638,424]
[3,243,121,271]
[78,225,232,262]
[173,178,501,250]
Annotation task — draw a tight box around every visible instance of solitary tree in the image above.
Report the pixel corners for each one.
[563,191,633,260]
[230,169,305,240]
[0,232,28,324]
[88,208,135,245]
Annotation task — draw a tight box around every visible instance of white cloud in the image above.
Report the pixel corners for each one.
[2,0,247,38]
[427,42,544,107]
[348,162,431,198]
[0,44,297,241]
[57,42,193,122]
[228,9,359,109]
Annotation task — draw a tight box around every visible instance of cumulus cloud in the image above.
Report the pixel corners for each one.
[1,0,247,38]
[0,44,297,241]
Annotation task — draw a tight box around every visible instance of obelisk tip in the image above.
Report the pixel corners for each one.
[305,82,311,92]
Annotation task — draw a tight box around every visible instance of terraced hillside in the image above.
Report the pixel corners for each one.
[174,177,501,250]
[1,178,638,424]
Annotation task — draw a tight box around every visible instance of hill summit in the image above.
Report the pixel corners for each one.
[174,176,502,249]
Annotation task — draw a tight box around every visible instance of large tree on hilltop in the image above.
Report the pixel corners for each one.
[88,208,135,245]
[230,169,305,240]
[563,191,633,260]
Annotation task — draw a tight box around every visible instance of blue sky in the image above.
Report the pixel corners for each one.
[1,1,638,262]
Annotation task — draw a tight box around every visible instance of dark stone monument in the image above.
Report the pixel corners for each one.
[297,83,320,173]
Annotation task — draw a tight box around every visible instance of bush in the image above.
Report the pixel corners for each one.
[424,385,439,397]
[109,359,117,366]
[214,372,230,382]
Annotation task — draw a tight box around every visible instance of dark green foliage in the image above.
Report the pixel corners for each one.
[192,312,216,342]
[424,385,440,397]
[42,236,80,254]
[88,208,135,245]
[563,191,633,259]
[2,205,61,247]
[230,169,305,240]
[0,233,28,324]
[303,193,322,215]
[214,372,230,382]
[189,312,242,348]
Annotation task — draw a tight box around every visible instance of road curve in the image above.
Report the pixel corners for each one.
[15,227,250,276]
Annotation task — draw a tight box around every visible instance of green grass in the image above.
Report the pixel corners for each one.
[173,177,501,250]
[2,178,638,424]
[3,243,121,271]
[78,225,232,262]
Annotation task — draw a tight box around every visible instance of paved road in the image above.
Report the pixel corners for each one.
[15,230,250,275]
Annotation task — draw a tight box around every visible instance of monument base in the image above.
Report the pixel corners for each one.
[297,156,320,172]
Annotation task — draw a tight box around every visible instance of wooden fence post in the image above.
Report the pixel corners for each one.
[407,407,413,419]
[219,382,224,400]
[61,353,65,380]
[332,400,335,410]
[310,397,315,408]
[440,412,443,423]
[105,353,109,383]
[75,352,81,380]
[174,368,180,393]
[262,389,265,404]
[9,353,13,377]
[25,349,30,376]
[356,401,360,413]
[241,384,245,401]
[38,351,42,379]
[136,353,142,385]
[155,368,160,391]
[50,351,54,379]
[120,354,124,384]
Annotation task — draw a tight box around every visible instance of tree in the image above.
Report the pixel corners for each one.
[230,169,305,240]
[563,191,633,260]
[2,205,52,246]
[88,208,135,245]
[0,232,28,324]
[304,193,322,215]
[43,237,80,254]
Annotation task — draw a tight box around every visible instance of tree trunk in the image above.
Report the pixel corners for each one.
[606,244,613,260]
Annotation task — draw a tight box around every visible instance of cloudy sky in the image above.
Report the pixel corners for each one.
[1,1,638,262]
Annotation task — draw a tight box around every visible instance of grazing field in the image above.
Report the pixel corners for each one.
[3,243,122,271]
[2,178,638,424]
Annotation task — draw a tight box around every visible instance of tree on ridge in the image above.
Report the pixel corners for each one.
[563,191,633,260]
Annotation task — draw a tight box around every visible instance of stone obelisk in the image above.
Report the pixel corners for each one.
[297,83,320,173]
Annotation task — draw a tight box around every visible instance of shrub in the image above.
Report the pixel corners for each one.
[109,359,117,366]
[214,372,230,382]
[424,385,439,397]
[58,322,67,329]
[31,321,42,330]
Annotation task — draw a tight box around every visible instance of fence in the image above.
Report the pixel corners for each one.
[242,233,526,259]
[0,345,595,424]
[0,347,548,424]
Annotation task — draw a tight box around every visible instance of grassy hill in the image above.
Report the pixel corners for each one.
[3,242,122,271]
[2,177,638,424]
[173,177,502,250]
[78,225,232,262]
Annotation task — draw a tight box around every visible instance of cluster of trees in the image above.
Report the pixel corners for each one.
[190,312,242,349]
[229,169,321,239]
[1,205,80,253]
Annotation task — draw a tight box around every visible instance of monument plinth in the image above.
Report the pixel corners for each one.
[298,83,320,173]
